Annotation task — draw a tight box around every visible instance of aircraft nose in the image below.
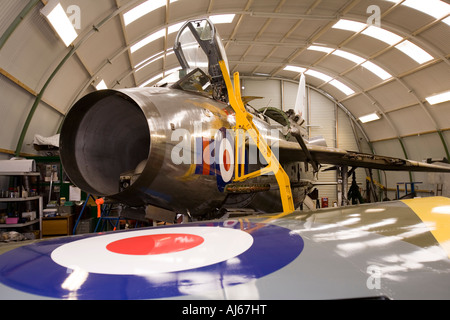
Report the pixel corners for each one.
[60,90,151,197]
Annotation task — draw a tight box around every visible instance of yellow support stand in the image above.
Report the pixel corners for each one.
[219,61,295,214]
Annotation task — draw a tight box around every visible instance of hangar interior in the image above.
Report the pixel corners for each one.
[0,0,450,237]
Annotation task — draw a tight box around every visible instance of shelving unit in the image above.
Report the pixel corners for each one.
[0,172,43,239]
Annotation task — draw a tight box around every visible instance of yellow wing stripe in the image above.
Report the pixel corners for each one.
[402,197,450,259]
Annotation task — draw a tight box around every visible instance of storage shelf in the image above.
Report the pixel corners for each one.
[0,172,40,176]
[0,219,40,228]
[0,171,43,239]
[0,196,41,202]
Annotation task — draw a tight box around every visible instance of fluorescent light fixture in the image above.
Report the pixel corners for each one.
[359,112,381,123]
[305,70,333,82]
[332,19,367,32]
[124,0,178,26]
[395,40,434,64]
[329,80,355,96]
[307,45,334,54]
[401,0,450,20]
[362,26,403,46]
[426,90,450,105]
[333,50,366,64]
[361,61,392,80]
[41,1,78,47]
[95,79,108,90]
[209,14,236,24]
[284,66,307,73]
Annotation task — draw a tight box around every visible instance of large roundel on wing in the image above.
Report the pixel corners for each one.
[0,222,304,300]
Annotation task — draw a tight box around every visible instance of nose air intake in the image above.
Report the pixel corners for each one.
[60,90,151,197]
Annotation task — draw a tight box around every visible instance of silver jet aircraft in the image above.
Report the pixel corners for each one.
[60,19,450,221]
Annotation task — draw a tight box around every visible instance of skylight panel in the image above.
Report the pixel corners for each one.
[443,16,450,26]
[41,1,78,47]
[95,80,108,90]
[332,19,367,32]
[209,14,236,24]
[131,21,185,54]
[168,21,185,34]
[139,73,163,88]
[329,80,355,96]
[361,61,392,80]
[135,54,164,72]
[362,26,403,46]
[426,90,450,105]
[124,0,178,26]
[307,45,334,54]
[305,70,333,82]
[359,112,381,123]
[395,40,434,64]
[134,51,165,69]
[130,29,166,53]
[284,66,307,73]
[333,50,366,64]
[401,0,450,20]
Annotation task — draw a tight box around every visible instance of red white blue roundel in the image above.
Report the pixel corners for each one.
[0,221,303,300]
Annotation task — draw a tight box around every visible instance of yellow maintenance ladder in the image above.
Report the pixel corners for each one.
[219,61,295,215]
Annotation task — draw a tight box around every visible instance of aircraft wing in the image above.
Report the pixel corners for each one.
[278,139,450,172]
[0,197,449,300]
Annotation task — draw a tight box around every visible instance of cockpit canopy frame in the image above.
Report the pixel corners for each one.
[173,18,229,102]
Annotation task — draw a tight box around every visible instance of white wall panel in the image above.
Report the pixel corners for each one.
[0,75,34,151]
[242,79,281,110]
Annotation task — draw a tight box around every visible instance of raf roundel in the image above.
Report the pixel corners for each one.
[0,221,304,299]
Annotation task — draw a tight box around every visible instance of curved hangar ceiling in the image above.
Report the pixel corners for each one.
[0,0,449,160]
